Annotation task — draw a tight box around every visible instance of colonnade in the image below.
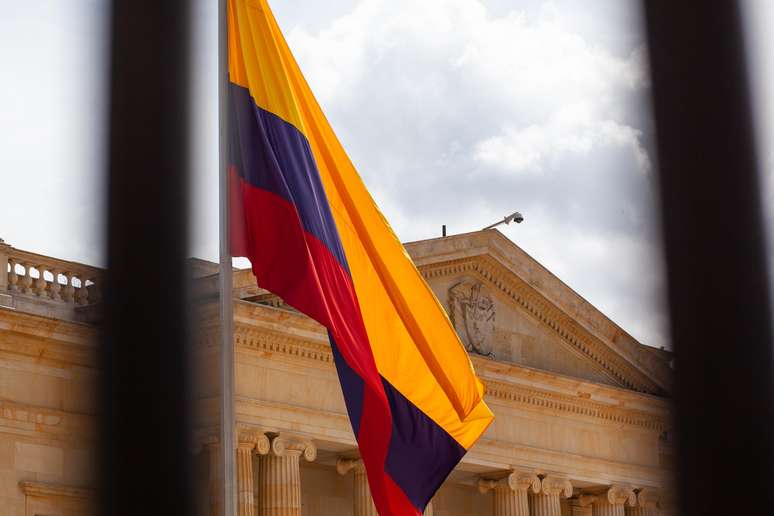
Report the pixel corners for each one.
[234,430,316,516]
[334,462,664,516]
[475,473,663,516]
[228,430,663,516]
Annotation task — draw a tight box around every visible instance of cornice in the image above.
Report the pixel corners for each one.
[418,255,666,394]
[234,325,333,367]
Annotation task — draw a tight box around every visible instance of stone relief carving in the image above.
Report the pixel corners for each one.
[448,278,495,357]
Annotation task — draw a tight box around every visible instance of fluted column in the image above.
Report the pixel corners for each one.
[529,476,572,516]
[237,442,255,516]
[479,470,540,516]
[625,489,660,516]
[207,441,221,516]
[337,458,377,516]
[257,435,316,516]
[237,431,271,516]
[590,486,635,516]
[569,498,592,516]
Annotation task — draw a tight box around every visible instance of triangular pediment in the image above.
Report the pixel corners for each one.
[406,230,672,396]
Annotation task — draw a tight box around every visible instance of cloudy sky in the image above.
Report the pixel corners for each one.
[1,1,773,350]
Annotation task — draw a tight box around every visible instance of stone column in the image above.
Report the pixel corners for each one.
[569,498,592,516]
[207,441,222,516]
[337,458,377,516]
[657,490,676,516]
[529,476,572,516]
[237,431,271,516]
[625,489,660,516]
[590,486,635,516]
[257,435,316,516]
[479,470,540,516]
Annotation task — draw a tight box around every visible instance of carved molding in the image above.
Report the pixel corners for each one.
[419,256,667,394]
[234,326,332,366]
[484,379,668,432]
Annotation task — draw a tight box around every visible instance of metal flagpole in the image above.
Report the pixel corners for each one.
[218,0,236,514]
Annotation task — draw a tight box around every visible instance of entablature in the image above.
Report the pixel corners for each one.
[232,302,670,434]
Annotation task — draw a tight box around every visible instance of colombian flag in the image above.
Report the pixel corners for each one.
[227,1,494,513]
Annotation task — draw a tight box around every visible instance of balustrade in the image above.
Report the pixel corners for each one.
[0,243,102,305]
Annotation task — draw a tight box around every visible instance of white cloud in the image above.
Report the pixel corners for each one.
[474,104,651,176]
[281,0,667,347]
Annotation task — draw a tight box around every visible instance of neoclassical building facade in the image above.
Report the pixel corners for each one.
[0,230,675,516]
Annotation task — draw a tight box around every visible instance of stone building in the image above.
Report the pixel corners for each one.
[0,230,675,516]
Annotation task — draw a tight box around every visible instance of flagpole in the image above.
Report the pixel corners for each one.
[218,0,236,514]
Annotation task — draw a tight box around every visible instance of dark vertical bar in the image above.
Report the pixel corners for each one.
[643,3,774,515]
[101,2,192,516]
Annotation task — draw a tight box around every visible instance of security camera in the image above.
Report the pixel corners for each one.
[482,211,524,230]
[505,211,524,224]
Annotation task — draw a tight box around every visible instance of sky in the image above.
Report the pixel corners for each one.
[1,1,773,350]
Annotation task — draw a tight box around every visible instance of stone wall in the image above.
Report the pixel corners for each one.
[0,310,98,516]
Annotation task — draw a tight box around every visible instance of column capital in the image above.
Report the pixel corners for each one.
[336,457,365,475]
[270,434,317,462]
[190,431,219,454]
[597,485,637,507]
[635,488,661,509]
[478,469,540,495]
[237,428,270,455]
[540,475,573,498]
[575,494,596,507]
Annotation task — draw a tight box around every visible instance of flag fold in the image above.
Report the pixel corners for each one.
[227,1,494,513]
